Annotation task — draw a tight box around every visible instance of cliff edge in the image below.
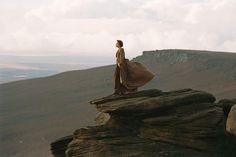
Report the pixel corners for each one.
[50,88,236,157]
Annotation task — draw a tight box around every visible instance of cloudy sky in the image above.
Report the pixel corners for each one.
[0,0,236,58]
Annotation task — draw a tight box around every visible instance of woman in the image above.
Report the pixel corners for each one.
[113,40,155,95]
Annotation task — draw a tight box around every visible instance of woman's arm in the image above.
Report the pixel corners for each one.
[119,48,125,65]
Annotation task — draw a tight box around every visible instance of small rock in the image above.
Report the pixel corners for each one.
[94,112,110,125]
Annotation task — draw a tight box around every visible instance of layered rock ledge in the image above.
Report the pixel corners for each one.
[50,88,236,157]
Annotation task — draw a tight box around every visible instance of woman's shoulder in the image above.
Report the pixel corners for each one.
[119,47,125,52]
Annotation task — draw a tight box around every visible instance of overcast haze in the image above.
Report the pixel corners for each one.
[1,0,236,58]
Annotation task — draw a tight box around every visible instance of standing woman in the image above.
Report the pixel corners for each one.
[113,40,155,95]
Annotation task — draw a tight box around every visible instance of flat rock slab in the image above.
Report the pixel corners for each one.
[91,88,216,116]
[89,89,163,105]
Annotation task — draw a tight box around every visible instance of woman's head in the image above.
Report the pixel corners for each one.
[116,40,123,48]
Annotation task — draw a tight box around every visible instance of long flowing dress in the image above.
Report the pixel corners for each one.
[113,47,155,92]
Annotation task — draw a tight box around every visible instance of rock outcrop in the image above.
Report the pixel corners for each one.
[50,88,236,157]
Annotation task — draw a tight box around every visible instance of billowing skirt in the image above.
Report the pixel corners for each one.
[113,59,155,90]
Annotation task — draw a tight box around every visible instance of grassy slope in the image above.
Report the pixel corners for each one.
[0,49,236,156]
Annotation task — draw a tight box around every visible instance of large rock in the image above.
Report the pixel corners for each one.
[65,125,207,157]
[50,88,236,157]
[226,104,236,135]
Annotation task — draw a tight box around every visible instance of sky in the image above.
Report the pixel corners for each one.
[0,0,236,58]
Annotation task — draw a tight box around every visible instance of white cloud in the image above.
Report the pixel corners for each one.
[0,0,236,58]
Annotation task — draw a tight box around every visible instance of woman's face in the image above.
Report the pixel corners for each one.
[116,42,120,48]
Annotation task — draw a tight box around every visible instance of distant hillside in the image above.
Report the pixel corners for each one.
[132,49,236,99]
[0,55,114,84]
[1,49,236,157]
